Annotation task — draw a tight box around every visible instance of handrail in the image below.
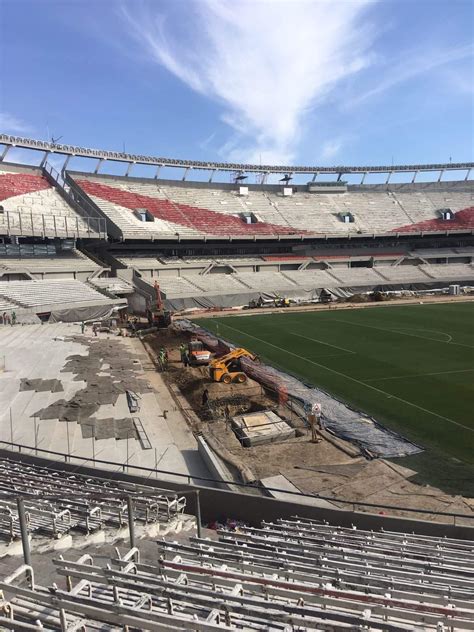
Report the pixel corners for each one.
[0,207,101,239]
[0,440,471,525]
[43,161,107,239]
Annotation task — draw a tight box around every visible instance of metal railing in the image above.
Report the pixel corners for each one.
[0,440,472,527]
[43,161,107,239]
[0,208,102,239]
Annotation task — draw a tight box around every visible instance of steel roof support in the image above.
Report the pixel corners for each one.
[39,151,50,167]
[438,169,445,182]
[125,162,134,177]
[154,165,162,179]
[465,168,471,181]
[62,155,71,172]
[412,170,419,183]
[182,167,190,181]
[94,158,104,174]
[385,171,393,184]
[208,169,216,183]
[0,145,10,161]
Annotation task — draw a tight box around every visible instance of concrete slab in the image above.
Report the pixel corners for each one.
[232,410,295,447]
[0,324,211,484]
[261,475,337,508]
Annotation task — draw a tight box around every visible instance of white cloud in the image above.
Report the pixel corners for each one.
[0,112,33,135]
[121,0,375,164]
[320,138,344,161]
[348,43,474,107]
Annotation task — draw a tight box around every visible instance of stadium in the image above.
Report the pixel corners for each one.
[0,131,473,630]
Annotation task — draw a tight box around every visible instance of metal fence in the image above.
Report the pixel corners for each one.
[0,439,472,527]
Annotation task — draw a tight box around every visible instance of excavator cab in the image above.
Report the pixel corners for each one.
[188,339,211,365]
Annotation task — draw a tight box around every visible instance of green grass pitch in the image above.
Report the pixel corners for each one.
[197,302,474,491]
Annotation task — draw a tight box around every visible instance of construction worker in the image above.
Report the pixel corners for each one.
[202,388,210,407]
[159,347,168,371]
[81,321,85,334]
[11,311,16,325]
[179,343,187,364]
[307,402,323,443]
[183,350,190,368]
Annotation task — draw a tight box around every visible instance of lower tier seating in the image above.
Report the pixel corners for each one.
[2,515,472,630]
[0,279,109,309]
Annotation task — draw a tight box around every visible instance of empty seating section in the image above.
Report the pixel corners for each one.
[282,269,339,287]
[0,249,101,279]
[88,277,133,293]
[377,266,434,283]
[393,206,474,233]
[2,516,472,630]
[328,267,388,285]
[421,263,474,279]
[0,167,99,238]
[75,176,303,238]
[70,173,474,239]
[184,273,249,294]
[145,275,204,298]
[0,458,185,543]
[0,279,108,308]
[142,262,474,300]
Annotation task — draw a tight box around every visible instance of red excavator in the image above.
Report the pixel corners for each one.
[146,281,171,328]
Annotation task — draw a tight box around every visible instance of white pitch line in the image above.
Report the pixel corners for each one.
[288,331,355,354]
[365,367,474,382]
[216,320,474,433]
[333,319,474,350]
[390,327,453,343]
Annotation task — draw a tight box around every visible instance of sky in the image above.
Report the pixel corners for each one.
[0,0,473,174]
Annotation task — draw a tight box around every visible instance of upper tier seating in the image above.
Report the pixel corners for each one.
[74,177,304,239]
[70,173,473,240]
[0,166,101,238]
[3,515,472,630]
[0,279,110,309]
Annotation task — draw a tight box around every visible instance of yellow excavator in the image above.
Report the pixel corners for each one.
[209,348,256,384]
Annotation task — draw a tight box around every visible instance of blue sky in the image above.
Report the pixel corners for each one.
[0,0,473,171]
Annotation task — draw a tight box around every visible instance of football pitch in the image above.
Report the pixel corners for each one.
[197,302,474,477]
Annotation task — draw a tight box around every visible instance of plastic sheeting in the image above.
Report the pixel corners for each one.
[164,281,454,311]
[174,319,422,459]
[48,304,119,323]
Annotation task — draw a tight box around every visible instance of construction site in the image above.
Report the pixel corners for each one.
[139,316,474,521]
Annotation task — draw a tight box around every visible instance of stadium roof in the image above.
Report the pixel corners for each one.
[1,134,473,178]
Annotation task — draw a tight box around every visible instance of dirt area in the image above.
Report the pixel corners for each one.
[147,330,283,425]
[143,326,474,522]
